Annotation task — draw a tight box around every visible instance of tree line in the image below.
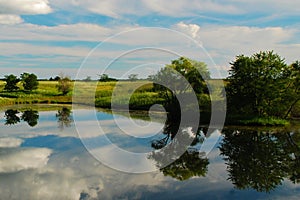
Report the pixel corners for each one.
[1,50,299,120]
[2,73,72,95]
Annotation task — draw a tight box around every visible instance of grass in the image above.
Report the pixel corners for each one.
[225,115,290,126]
[0,81,72,105]
[0,80,297,126]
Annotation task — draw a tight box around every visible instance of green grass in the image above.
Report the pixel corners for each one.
[225,115,290,126]
[0,80,297,126]
[0,80,72,106]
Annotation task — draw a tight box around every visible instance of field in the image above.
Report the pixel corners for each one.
[0,80,165,110]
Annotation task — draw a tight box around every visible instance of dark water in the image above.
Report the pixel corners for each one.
[0,105,300,200]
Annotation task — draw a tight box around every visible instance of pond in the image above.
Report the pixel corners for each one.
[0,105,300,200]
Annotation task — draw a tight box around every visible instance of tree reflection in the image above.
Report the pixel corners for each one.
[21,110,39,127]
[4,109,20,125]
[56,107,73,130]
[219,129,300,192]
[149,114,209,181]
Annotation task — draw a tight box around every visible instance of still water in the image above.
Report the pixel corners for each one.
[0,105,300,200]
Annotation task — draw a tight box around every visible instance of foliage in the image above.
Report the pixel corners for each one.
[98,74,117,82]
[57,75,72,95]
[151,57,210,112]
[226,51,299,118]
[128,74,138,81]
[21,72,39,91]
[83,76,92,82]
[4,74,19,91]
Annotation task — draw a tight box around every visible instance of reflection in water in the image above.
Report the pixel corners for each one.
[4,109,39,127]
[4,109,20,125]
[55,107,73,130]
[21,110,39,127]
[1,106,300,199]
[219,129,300,192]
[149,114,209,181]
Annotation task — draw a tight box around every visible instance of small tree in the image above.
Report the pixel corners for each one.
[83,76,92,82]
[21,72,39,91]
[4,74,19,91]
[57,75,72,95]
[128,74,138,81]
[98,74,117,82]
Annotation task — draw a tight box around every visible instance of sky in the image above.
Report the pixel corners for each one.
[0,0,300,79]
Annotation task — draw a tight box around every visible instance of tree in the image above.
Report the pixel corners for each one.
[152,57,210,113]
[98,74,117,82]
[83,76,92,82]
[128,74,138,81]
[4,74,19,91]
[57,75,72,95]
[226,51,296,118]
[54,76,61,81]
[21,72,39,91]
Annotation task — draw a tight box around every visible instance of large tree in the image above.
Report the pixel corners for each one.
[4,74,19,91]
[21,72,39,91]
[151,57,210,113]
[226,51,298,118]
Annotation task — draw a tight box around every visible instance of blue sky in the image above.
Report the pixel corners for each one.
[0,0,300,79]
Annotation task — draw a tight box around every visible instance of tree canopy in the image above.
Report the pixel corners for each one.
[226,51,300,118]
[21,72,39,91]
[4,74,19,91]
[151,57,210,113]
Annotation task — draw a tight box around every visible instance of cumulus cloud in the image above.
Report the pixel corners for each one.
[175,22,201,39]
[0,137,23,148]
[0,148,52,173]
[0,0,52,15]
[0,14,23,24]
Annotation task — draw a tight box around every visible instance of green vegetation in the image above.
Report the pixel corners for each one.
[4,74,19,91]
[57,75,72,95]
[0,52,299,126]
[226,51,300,125]
[21,72,39,91]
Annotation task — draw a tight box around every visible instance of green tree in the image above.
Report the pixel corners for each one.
[4,74,19,91]
[128,74,138,81]
[98,74,117,82]
[226,51,296,118]
[57,75,72,95]
[21,72,39,91]
[152,57,210,112]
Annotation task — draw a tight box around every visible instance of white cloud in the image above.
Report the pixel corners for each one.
[0,148,52,173]
[0,0,52,15]
[0,137,23,148]
[50,0,241,18]
[174,22,299,70]
[0,14,23,25]
[175,22,201,39]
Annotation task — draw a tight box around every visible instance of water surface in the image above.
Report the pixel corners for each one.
[0,105,300,200]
